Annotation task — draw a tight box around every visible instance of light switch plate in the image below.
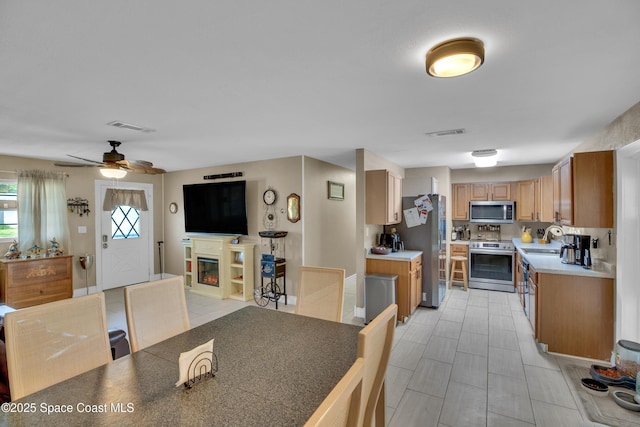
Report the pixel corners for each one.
[78,226,87,234]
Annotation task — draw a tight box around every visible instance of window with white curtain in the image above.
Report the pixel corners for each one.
[17,170,70,253]
[0,179,18,241]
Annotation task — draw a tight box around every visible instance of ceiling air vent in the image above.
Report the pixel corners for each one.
[106,121,155,133]
[425,128,466,137]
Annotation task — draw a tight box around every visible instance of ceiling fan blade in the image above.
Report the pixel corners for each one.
[54,161,98,168]
[67,154,105,166]
[118,159,166,174]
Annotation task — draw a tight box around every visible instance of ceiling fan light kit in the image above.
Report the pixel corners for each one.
[472,149,498,167]
[426,37,484,78]
[100,167,127,179]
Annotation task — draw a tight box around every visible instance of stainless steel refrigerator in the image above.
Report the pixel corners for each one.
[393,194,447,308]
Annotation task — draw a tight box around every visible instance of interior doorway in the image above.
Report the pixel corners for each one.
[616,140,640,343]
[95,180,154,290]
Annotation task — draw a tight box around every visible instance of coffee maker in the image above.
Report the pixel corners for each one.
[575,234,591,267]
[380,227,401,252]
[560,234,577,264]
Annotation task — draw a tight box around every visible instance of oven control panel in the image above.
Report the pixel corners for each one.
[469,241,514,251]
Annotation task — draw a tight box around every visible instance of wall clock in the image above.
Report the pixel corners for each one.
[263,188,277,205]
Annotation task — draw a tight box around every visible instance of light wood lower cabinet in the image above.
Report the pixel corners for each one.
[366,254,422,322]
[0,255,73,309]
[536,272,613,360]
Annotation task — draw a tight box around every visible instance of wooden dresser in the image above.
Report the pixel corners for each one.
[0,255,73,309]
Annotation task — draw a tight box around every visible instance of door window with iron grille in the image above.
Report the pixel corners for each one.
[111,205,140,239]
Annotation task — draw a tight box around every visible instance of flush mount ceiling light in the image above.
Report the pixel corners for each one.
[426,37,484,78]
[471,149,497,167]
[99,167,127,179]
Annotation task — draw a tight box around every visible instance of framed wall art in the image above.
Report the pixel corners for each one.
[328,181,344,200]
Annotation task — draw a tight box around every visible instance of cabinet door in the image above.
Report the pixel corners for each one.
[388,172,402,224]
[452,184,470,220]
[491,182,511,201]
[539,175,554,222]
[515,180,536,221]
[573,151,613,228]
[366,170,402,225]
[552,165,560,223]
[558,157,573,225]
[470,183,489,201]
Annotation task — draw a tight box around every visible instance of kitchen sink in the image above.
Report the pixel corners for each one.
[522,248,560,255]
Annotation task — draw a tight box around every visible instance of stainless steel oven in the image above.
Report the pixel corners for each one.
[468,241,515,292]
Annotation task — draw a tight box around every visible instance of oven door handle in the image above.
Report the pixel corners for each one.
[470,249,513,256]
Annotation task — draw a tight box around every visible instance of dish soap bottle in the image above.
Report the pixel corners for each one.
[521,227,533,243]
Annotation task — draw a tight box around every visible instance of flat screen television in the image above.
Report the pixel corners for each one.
[183,181,248,235]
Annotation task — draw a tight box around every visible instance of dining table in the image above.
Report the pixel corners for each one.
[1,306,362,426]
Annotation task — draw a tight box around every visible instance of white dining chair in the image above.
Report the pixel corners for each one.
[124,276,190,352]
[4,292,112,400]
[296,266,345,322]
[304,357,364,427]
[357,303,397,427]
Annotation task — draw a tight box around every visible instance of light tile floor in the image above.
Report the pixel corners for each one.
[103,279,607,427]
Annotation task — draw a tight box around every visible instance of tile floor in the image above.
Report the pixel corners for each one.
[103,278,604,427]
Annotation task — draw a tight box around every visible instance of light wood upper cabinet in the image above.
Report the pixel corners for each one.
[452,183,470,220]
[469,182,511,201]
[552,151,613,228]
[366,169,402,225]
[539,175,554,222]
[515,179,537,221]
[515,176,553,222]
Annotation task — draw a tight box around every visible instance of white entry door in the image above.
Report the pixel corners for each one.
[95,181,153,290]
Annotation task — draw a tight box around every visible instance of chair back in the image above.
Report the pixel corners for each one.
[304,357,364,427]
[296,266,345,322]
[357,303,397,427]
[124,276,190,352]
[4,293,112,400]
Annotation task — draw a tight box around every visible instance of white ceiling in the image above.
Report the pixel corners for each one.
[1,1,640,172]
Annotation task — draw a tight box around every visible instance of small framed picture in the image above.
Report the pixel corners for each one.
[328,181,344,200]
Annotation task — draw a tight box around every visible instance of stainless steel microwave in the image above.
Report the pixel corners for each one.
[469,201,515,223]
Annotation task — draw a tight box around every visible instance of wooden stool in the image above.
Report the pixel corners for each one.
[449,256,468,291]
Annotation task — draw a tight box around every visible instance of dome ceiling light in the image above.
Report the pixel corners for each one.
[471,149,498,168]
[426,37,485,78]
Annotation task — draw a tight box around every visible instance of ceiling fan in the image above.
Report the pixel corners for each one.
[54,141,166,176]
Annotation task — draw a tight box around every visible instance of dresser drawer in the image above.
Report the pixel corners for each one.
[5,257,72,288]
[7,280,72,309]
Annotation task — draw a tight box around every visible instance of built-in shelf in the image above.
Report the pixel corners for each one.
[183,236,254,300]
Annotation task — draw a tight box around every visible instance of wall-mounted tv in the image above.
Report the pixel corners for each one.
[183,181,248,235]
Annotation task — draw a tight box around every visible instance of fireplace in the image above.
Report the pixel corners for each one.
[198,257,219,287]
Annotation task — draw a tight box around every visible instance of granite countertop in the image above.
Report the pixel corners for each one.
[450,240,470,245]
[512,238,615,279]
[366,250,422,261]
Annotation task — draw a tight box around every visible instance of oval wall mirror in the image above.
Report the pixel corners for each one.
[287,193,301,223]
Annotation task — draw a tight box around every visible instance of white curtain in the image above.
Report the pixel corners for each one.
[17,170,70,254]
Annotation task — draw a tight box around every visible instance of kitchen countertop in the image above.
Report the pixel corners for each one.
[512,238,615,279]
[450,240,469,245]
[366,250,422,262]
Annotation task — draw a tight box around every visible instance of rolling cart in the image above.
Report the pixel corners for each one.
[255,231,287,309]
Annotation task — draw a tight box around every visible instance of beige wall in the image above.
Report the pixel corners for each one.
[302,157,356,276]
[0,155,163,291]
[163,157,304,296]
[576,101,640,153]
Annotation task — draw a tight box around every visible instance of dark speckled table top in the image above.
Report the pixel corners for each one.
[4,306,361,427]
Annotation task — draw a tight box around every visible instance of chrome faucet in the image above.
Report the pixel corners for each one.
[542,225,564,243]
